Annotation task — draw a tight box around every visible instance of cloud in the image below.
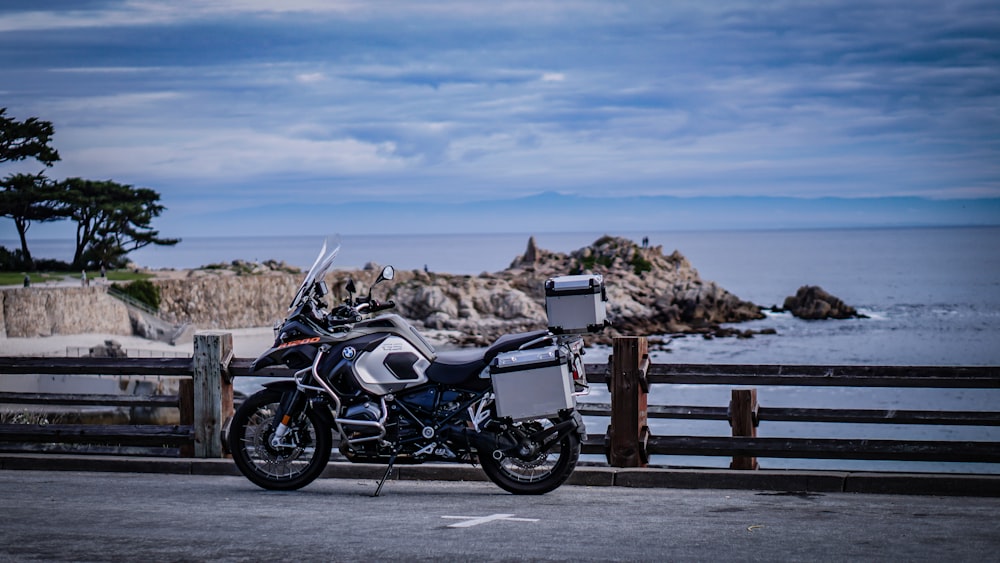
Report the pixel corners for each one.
[1,0,998,235]
[52,124,415,187]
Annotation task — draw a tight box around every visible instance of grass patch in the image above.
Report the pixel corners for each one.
[0,270,151,286]
[103,270,152,282]
[0,272,62,285]
[0,411,71,424]
[630,253,653,275]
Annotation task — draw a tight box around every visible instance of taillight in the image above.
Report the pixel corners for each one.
[571,357,589,396]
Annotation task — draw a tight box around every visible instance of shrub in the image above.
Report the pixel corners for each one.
[0,246,72,271]
[111,279,161,311]
[630,253,653,275]
[0,246,22,270]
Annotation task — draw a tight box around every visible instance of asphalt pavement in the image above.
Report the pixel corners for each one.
[2,469,999,562]
[3,452,1000,497]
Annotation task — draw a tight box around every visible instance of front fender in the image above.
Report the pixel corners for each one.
[262,379,298,393]
[250,341,319,372]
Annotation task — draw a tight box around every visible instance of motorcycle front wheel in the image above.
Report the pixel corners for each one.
[228,389,332,491]
[479,417,581,495]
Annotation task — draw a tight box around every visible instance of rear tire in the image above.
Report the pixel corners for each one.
[228,389,331,491]
[479,418,581,495]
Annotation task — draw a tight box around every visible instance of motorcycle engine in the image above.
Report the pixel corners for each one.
[343,401,382,436]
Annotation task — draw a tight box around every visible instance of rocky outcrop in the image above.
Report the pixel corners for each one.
[0,237,768,345]
[782,285,862,320]
[364,236,764,346]
[89,339,127,357]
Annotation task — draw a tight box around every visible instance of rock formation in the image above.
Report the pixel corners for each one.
[375,236,764,346]
[88,339,127,357]
[781,285,862,320]
[0,236,770,345]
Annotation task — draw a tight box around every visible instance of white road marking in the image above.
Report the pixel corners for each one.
[441,513,540,528]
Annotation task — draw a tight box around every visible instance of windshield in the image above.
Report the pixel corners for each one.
[288,237,341,312]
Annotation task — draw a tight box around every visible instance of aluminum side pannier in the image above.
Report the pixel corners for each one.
[489,346,574,421]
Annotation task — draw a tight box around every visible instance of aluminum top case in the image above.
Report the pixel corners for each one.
[489,346,574,421]
[545,274,608,334]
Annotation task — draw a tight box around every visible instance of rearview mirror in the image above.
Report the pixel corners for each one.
[380,265,394,282]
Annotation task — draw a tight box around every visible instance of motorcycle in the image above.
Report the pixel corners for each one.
[228,239,594,495]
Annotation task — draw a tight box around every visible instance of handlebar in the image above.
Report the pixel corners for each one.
[369,299,396,313]
[324,299,395,328]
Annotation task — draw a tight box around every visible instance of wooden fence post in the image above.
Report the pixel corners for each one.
[178,379,194,458]
[729,388,759,470]
[192,331,234,458]
[606,336,649,467]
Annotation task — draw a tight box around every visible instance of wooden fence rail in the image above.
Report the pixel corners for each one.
[0,331,233,458]
[2,334,999,470]
[578,336,1000,468]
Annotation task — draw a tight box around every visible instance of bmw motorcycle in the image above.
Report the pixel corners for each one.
[228,240,591,495]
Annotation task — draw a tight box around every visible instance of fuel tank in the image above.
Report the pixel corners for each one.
[351,335,431,395]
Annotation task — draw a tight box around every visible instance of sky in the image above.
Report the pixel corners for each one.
[1,0,999,239]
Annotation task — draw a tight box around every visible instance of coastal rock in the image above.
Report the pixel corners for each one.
[0,236,770,346]
[89,339,126,358]
[782,285,861,320]
[145,235,766,347]
[383,272,546,345]
[375,236,764,346]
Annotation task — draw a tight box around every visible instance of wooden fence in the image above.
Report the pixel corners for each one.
[580,337,1000,469]
[2,334,999,471]
[0,332,234,458]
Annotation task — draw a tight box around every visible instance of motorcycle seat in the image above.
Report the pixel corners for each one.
[485,330,549,360]
[425,330,549,385]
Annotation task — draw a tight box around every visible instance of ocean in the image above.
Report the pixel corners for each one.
[21,226,998,363]
[6,226,1000,472]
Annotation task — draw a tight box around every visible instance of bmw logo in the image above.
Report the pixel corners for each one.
[342,346,357,360]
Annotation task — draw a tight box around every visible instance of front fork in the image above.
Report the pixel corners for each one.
[271,390,307,448]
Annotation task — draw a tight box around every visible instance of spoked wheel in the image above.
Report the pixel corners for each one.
[228,389,331,491]
[479,417,581,495]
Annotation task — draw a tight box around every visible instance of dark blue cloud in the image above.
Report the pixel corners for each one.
[0,0,117,14]
[1,0,998,239]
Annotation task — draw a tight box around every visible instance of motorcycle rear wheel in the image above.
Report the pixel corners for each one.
[229,389,332,491]
[479,418,581,495]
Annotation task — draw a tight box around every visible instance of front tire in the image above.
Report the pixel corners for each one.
[228,389,332,490]
[479,417,581,495]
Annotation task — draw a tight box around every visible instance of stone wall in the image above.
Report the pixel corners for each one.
[0,274,302,339]
[1,287,132,338]
[154,273,301,329]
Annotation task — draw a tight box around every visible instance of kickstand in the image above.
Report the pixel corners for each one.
[372,450,398,498]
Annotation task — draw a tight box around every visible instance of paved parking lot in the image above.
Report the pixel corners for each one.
[2,470,999,561]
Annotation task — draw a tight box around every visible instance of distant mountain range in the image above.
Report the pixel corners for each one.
[195,192,1000,236]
